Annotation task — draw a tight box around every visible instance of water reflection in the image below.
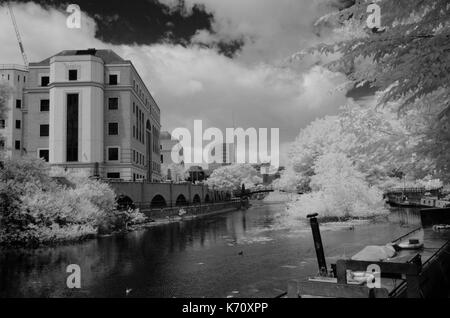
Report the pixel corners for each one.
[0,204,419,298]
[388,207,421,226]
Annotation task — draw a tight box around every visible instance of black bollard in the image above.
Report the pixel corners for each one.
[307,213,327,276]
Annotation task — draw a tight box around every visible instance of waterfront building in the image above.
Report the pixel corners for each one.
[0,49,162,181]
[160,131,185,182]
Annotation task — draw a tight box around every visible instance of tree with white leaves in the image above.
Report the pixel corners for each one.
[287,152,388,220]
[205,164,263,192]
[294,0,450,181]
[279,100,433,192]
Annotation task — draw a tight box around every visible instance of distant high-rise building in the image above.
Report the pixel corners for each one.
[208,142,236,172]
[0,49,162,181]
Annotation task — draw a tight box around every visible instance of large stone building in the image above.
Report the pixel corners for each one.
[0,49,161,181]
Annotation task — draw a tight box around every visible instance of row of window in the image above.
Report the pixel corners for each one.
[133,79,149,106]
[133,102,145,144]
[152,161,160,172]
[133,173,145,181]
[133,150,145,166]
[5,120,119,138]
[11,121,49,136]
[152,126,160,154]
[37,71,119,86]
[0,73,26,83]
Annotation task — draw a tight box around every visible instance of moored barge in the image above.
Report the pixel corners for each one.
[287,208,450,298]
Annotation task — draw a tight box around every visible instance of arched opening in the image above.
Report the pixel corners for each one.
[116,195,135,211]
[175,194,187,206]
[193,194,201,204]
[151,194,167,208]
[204,194,211,203]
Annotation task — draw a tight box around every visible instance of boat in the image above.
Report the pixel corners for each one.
[396,239,423,250]
[287,209,450,298]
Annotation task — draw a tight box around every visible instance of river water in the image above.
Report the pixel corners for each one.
[0,203,420,298]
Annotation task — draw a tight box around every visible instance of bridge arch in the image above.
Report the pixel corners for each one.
[151,194,167,208]
[204,194,211,203]
[176,194,188,206]
[193,194,201,204]
[116,194,135,211]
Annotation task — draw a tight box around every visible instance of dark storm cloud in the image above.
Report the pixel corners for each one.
[1,0,244,56]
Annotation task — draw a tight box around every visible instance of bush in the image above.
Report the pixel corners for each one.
[97,208,147,235]
[0,157,121,245]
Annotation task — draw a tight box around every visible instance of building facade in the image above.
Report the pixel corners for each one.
[160,131,185,182]
[0,49,161,181]
[0,64,28,158]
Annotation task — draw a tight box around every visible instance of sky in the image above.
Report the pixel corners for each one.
[0,0,362,166]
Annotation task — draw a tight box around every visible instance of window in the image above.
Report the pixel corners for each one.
[133,150,136,163]
[0,119,5,129]
[161,155,163,163]
[40,99,50,112]
[40,124,49,137]
[41,76,49,87]
[15,140,20,150]
[16,99,21,109]
[68,69,78,81]
[15,120,21,129]
[107,172,120,179]
[108,147,119,161]
[108,122,118,135]
[66,94,79,162]
[17,75,20,82]
[108,97,119,110]
[109,74,118,85]
[0,140,4,150]
[38,149,49,162]
[133,125,136,138]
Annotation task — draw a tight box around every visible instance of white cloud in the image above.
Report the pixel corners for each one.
[0,2,350,167]
[162,0,338,62]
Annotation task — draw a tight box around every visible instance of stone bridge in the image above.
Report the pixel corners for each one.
[107,181,230,208]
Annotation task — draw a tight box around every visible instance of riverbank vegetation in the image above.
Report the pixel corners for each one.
[0,157,146,246]
[206,164,262,192]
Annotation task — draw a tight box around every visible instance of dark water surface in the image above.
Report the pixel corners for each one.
[0,203,420,298]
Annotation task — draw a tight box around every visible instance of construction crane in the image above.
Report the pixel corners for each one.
[7,2,28,67]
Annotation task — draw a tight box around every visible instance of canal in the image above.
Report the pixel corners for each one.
[0,202,420,298]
